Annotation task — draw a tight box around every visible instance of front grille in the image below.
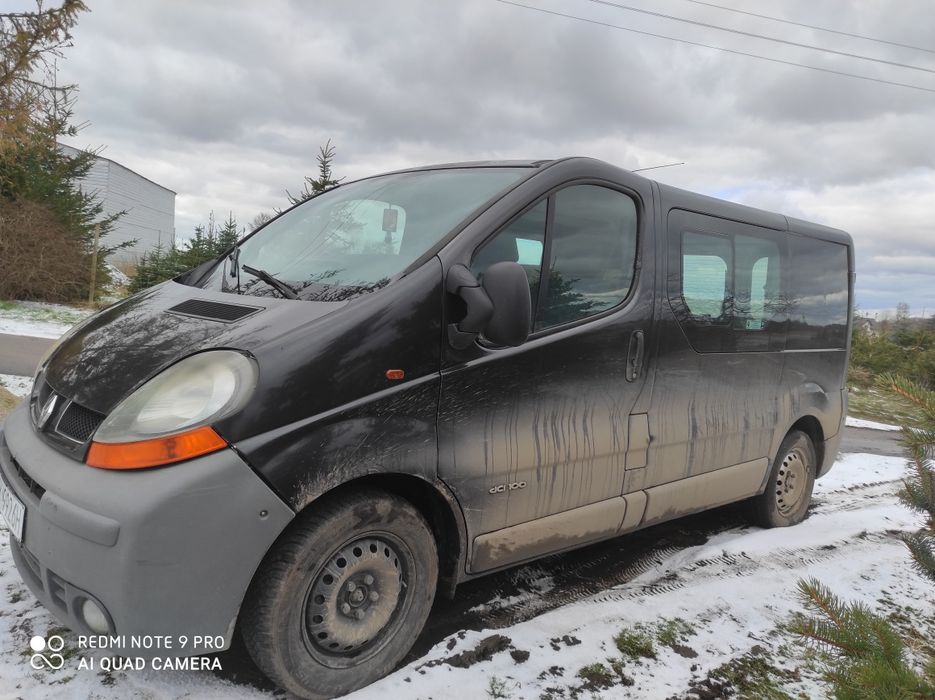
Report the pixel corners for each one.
[11,454,46,500]
[167,298,263,323]
[36,379,52,406]
[55,402,105,443]
[31,379,52,423]
[15,540,42,585]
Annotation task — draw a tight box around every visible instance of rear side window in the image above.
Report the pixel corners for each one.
[734,234,781,332]
[682,232,731,320]
[668,210,786,352]
[786,237,849,349]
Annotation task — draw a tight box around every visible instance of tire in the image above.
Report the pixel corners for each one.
[241,490,438,699]
[748,430,817,528]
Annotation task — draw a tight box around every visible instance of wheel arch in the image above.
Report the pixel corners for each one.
[762,414,825,495]
[290,473,467,600]
[788,415,825,471]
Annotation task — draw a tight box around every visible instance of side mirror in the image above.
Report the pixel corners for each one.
[481,261,531,347]
[446,264,494,349]
[446,262,531,349]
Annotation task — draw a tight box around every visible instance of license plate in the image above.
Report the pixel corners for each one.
[0,474,25,542]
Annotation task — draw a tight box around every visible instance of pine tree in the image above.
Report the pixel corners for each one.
[0,1,126,301]
[791,579,935,698]
[285,139,344,205]
[129,211,241,292]
[793,373,935,696]
[217,211,241,252]
[879,373,935,581]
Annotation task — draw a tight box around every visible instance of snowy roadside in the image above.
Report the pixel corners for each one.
[0,300,91,339]
[0,374,31,399]
[844,416,900,431]
[0,452,927,699]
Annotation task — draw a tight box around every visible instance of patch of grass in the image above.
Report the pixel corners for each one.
[656,617,696,647]
[609,659,635,686]
[847,385,927,428]
[0,299,92,325]
[0,386,20,421]
[45,626,82,662]
[576,662,616,688]
[702,653,801,700]
[614,627,656,660]
[9,590,23,604]
[487,675,511,699]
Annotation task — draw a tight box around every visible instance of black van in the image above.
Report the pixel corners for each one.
[0,157,852,698]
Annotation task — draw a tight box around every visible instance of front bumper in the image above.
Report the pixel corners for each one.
[0,403,293,655]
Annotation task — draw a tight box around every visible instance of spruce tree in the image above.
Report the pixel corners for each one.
[792,579,934,698]
[285,139,343,205]
[1,1,125,301]
[880,373,935,581]
[217,211,241,252]
[793,373,935,696]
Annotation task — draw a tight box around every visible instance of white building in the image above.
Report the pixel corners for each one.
[60,144,176,267]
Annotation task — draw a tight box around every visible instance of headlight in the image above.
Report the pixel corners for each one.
[86,351,257,470]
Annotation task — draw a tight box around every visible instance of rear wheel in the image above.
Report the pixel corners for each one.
[748,430,816,528]
[241,490,438,699]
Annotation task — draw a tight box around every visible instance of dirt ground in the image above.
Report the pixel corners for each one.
[0,387,18,421]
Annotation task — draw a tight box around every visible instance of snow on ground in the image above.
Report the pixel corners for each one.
[0,451,926,699]
[0,374,31,399]
[0,300,90,339]
[845,416,902,431]
[106,263,131,288]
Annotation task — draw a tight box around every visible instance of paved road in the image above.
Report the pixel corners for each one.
[0,333,54,377]
[839,425,902,456]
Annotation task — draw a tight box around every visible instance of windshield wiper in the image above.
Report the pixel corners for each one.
[241,265,299,300]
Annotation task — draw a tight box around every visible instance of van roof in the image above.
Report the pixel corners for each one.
[655,181,852,246]
[383,159,554,173]
[377,157,853,247]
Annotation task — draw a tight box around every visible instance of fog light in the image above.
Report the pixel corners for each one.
[81,598,110,634]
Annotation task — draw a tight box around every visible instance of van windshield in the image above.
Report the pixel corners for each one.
[200,167,529,301]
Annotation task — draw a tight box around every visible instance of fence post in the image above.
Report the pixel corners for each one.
[88,223,101,304]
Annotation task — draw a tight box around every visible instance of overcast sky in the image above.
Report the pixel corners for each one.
[24,0,935,315]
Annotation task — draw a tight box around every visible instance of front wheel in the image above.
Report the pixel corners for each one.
[748,430,816,528]
[241,490,438,699]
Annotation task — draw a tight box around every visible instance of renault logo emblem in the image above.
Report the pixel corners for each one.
[37,394,58,430]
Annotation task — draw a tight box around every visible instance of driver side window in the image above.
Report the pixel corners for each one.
[471,185,638,334]
[470,200,547,329]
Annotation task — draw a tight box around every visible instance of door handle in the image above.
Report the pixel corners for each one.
[626,329,645,382]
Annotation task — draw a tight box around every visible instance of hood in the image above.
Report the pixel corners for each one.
[44,280,346,414]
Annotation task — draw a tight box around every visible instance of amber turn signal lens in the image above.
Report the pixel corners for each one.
[385,369,405,380]
[86,425,228,470]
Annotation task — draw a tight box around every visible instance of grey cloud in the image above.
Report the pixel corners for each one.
[50,0,935,314]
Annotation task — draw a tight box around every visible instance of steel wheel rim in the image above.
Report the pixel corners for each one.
[302,534,409,668]
[776,447,808,515]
